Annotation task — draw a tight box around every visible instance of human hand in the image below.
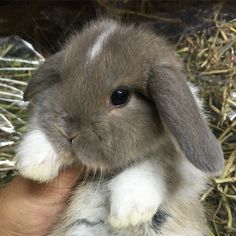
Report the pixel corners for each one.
[0,166,84,236]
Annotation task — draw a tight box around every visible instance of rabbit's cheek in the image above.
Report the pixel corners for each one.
[16,129,64,182]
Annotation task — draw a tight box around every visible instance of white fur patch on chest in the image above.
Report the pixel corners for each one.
[88,25,116,60]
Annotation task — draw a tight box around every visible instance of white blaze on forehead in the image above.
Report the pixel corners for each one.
[88,25,116,60]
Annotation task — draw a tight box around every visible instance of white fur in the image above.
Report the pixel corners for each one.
[177,158,206,198]
[108,160,165,228]
[16,129,62,182]
[88,26,116,60]
[188,83,203,111]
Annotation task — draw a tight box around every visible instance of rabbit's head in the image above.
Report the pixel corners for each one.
[16,19,224,182]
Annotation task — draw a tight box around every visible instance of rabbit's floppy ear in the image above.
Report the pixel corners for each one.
[24,51,63,101]
[148,65,224,173]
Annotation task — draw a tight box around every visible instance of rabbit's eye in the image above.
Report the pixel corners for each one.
[111,87,130,106]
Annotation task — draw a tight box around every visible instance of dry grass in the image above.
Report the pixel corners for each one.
[0,36,44,185]
[176,12,236,235]
[0,4,235,236]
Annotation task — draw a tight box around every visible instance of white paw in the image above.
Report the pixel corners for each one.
[108,160,166,228]
[16,129,62,182]
[17,161,61,182]
[108,195,158,228]
[107,161,165,228]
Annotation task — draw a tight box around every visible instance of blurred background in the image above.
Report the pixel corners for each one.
[0,1,235,235]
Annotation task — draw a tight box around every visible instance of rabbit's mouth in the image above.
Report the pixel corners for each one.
[72,146,112,173]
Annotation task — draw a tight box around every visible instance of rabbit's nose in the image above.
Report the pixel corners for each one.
[55,125,79,143]
[66,131,80,143]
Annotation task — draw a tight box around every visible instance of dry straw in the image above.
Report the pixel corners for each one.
[176,12,236,236]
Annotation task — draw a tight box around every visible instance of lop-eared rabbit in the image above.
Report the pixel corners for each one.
[16,19,224,236]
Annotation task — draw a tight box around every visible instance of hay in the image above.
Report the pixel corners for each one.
[0,5,235,235]
[176,13,236,235]
[0,36,43,185]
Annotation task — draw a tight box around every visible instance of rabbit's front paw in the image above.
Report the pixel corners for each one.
[108,193,159,228]
[16,129,62,182]
[17,162,61,182]
[108,160,165,228]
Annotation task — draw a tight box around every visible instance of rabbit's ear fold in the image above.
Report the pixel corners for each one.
[148,66,224,173]
[24,51,63,101]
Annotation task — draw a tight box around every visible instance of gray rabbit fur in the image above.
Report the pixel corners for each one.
[16,19,224,236]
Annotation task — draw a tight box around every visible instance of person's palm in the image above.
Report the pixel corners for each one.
[0,167,82,236]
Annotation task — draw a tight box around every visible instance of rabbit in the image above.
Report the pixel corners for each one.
[16,19,224,236]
